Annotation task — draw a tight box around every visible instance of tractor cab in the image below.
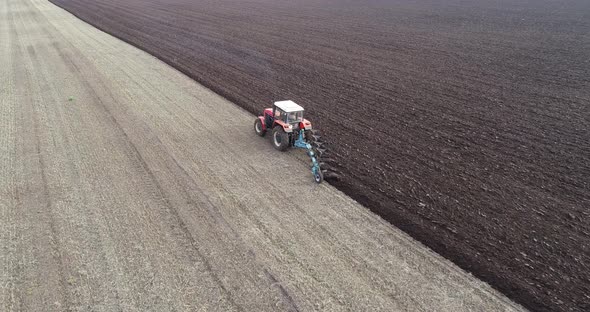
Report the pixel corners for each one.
[262,100,311,132]
[273,100,304,125]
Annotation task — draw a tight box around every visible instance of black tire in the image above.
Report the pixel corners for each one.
[272,126,289,151]
[254,119,266,137]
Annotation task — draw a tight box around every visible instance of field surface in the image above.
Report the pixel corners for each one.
[47,0,590,311]
[0,0,527,311]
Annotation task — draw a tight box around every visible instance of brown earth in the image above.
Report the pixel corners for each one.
[47,0,590,311]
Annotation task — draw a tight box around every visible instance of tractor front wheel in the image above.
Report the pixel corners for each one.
[254,118,266,137]
[272,126,289,151]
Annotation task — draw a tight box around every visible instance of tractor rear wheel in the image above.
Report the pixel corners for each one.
[254,119,266,137]
[272,126,289,151]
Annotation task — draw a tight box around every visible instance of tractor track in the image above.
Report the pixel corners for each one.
[0,0,524,311]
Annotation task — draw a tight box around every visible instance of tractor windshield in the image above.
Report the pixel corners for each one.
[287,111,303,124]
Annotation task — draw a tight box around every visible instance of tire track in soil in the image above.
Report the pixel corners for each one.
[18,1,252,310]
[5,1,227,310]
[3,2,68,309]
[14,2,135,309]
[0,1,19,309]
[8,2,127,309]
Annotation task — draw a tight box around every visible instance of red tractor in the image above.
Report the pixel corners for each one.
[254,100,327,183]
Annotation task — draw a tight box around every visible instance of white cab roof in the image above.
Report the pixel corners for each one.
[274,100,304,112]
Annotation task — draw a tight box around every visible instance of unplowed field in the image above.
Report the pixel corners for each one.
[49,0,590,311]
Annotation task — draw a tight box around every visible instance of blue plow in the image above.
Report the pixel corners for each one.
[293,129,323,183]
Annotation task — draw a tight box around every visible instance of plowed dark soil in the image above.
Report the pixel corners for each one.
[49,0,590,311]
